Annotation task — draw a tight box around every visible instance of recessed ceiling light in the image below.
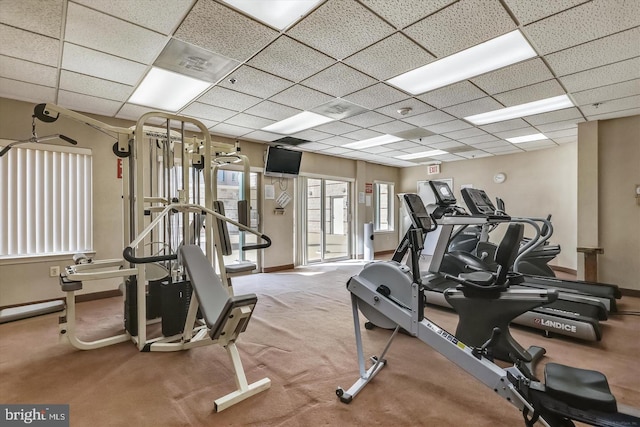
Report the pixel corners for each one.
[343,134,403,150]
[506,133,548,143]
[465,95,574,125]
[395,150,448,160]
[222,0,322,30]
[262,111,334,134]
[128,67,211,112]
[387,30,537,95]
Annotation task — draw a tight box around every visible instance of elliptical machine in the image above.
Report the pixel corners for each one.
[337,193,640,427]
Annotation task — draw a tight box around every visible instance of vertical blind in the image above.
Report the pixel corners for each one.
[0,142,93,257]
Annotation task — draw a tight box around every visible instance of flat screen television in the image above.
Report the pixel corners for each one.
[264,145,302,178]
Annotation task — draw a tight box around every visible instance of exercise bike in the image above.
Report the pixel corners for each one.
[337,193,640,427]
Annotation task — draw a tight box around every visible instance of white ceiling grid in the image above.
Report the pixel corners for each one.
[0,0,638,168]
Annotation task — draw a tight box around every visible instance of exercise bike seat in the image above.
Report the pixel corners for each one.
[544,363,617,413]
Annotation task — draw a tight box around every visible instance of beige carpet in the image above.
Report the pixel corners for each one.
[1,261,639,426]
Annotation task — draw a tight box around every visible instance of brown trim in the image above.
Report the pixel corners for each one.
[262,264,294,273]
[375,250,395,256]
[75,289,122,303]
[621,288,640,298]
[550,265,577,275]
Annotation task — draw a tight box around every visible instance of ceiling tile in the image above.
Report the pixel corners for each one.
[297,141,333,151]
[425,119,472,134]
[417,81,487,109]
[174,0,278,62]
[517,139,558,150]
[116,103,168,121]
[572,80,640,106]
[340,128,382,141]
[579,95,640,117]
[343,33,435,80]
[443,97,504,118]
[244,100,301,121]
[270,85,334,110]
[61,43,147,85]
[0,0,63,38]
[290,129,333,142]
[429,153,465,162]
[493,79,566,107]
[343,83,407,109]
[503,0,588,25]
[586,107,640,121]
[287,0,395,60]
[364,145,395,154]
[220,66,292,98]
[197,86,262,111]
[342,111,394,127]
[302,63,377,97]
[376,99,434,118]
[524,107,583,125]
[471,140,509,149]
[458,133,499,145]
[0,55,57,87]
[322,146,355,155]
[369,120,416,135]
[402,110,455,127]
[65,3,168,64]
[385,140,420,150]
[315,121,361,135]
[248,36,334,82]
[60,70,133,102]
[319,135,359,146]
[242,130,283,142]
[404,0,516,57]
[73,0,194,35]
[544,128,577,139]
[479,118,529,133]
[484,145,522,154]
[552,136,578,144]
[545,27,640,77]
[444,127,487,140]
[494,126,542,139]
[0,78,56,104]
[208,122,252,137]
[224,113,274,129]
[457,150,493,159]
[361,0,455,29]
[0,24,59,67]
[58,90,122,116]
[523,0,640,54]
[180,102,236,122]
[534,120,581,133]
[471,58,555,95]
[560,57,640,93]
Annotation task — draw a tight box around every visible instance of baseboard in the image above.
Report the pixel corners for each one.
[621,288,640,298]
[262,264,294,273]
[550,265,577,275]
[1,297,64,311]
[75,289,122,303]
[374,250,395,256]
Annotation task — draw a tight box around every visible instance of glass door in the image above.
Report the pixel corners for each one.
[302,177,351,263]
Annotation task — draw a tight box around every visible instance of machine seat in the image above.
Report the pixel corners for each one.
[459,271,495,287]
[544,363,617,413]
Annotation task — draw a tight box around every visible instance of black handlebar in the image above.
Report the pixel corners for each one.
[122,247,177,264]
[0,145,10,157]
[59,134,78,145]
[242,234,272,251]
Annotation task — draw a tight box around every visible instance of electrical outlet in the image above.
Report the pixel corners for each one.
[49,266,60,277]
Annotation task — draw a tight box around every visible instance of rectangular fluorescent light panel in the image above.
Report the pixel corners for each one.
[223,0,322,30]
[262,111,334,134]
[395,150,448,160]
[128,67,211,112]
[343,134,403,150]
[506,133,548,143]
[465,95,574,125]
[387,30,537,95]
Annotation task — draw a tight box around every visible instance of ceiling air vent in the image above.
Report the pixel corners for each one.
[272,136,310,146]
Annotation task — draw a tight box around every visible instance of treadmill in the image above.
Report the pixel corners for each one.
[395,181,606,342]
[459,187,621,313]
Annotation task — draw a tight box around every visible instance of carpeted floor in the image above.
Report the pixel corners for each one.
[1,261,638,426]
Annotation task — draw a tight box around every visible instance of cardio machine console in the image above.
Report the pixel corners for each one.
[461,188,509,220]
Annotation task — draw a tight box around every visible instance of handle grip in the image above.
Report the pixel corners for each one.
[0,145,10,157]
[123,246,177,264]
[242,234,271,251]
[59,134,78,145]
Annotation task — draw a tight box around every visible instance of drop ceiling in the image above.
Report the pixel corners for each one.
[0,0,638,168]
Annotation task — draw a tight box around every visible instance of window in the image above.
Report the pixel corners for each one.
[374,182,394,231]
[0,142,93,258]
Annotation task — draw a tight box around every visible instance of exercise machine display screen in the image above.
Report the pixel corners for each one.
[403,193,432,231]
[428,181,457,206]
[461,188,497,216]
